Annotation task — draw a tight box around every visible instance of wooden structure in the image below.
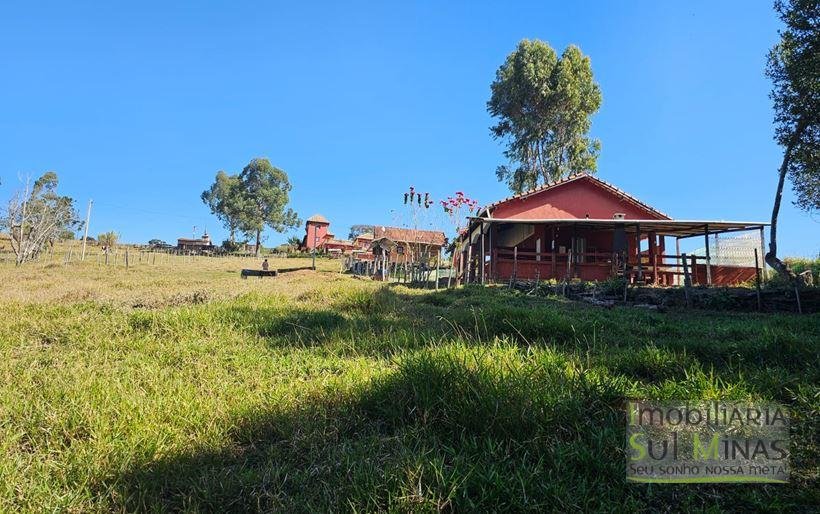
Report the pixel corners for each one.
[241,269,278,278]
[457,174,768,286]
[371,226,446,265]
[177,232,215,252]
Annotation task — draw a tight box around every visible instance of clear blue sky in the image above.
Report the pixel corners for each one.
[1,1,816,256]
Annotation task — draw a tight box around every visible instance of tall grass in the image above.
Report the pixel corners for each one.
[0,256,817,511]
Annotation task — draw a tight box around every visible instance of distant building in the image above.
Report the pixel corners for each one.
[302,214,331,251]
[301,214,356,256]
[353,232,374,250]
[370,226,447,264]
[177,232,215,252]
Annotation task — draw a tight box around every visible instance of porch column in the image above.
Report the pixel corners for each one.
[572,223,578,278]
[675,237,681,286]
[648,231,657,284]
[759,226,767,280]
[659,236,666,285]
[635,223,643,282]
[466,243,473,284]
[489,223,494,281]
[704,224,712,285]
[480,222,486,285]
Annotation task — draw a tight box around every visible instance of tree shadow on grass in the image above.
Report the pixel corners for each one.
[215,284,819,380]
[95,348,812,512]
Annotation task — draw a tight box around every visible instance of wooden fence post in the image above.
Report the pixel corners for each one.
[436,247,441,290]
[704,224,712,285]
[125,249,129,270]
[754,248,762,312]
[682,252,692,308]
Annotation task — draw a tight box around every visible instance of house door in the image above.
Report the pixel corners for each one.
[572,237,586,263]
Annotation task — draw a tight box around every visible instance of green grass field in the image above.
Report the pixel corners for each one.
[0,254,817,512]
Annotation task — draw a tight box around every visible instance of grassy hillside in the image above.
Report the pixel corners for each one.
[0,255,817,511]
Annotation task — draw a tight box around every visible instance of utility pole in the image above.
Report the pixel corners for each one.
[311,224,317,270]
[81,199,93,260]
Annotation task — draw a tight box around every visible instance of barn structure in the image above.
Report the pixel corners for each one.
[457,174,768,286]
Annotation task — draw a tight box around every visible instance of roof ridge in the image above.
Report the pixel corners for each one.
[483,173,670,220]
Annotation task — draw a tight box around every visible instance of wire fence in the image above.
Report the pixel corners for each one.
[691,231,763,267]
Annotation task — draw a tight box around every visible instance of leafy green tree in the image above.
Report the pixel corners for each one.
[147,239,168,248]
[201,171,244,243]
[235,158,300,256]
[765,0,819,278]
[348,224,373,240]
[287,235,303,249]
[97,231,118,249]
[2,172,81,265]
[221,239,242,252]
[488,40,602,193]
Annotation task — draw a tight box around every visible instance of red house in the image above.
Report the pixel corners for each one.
[458,174,768,286]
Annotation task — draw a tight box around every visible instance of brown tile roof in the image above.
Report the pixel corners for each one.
[481,173,670,220]
[306,214,330,224]
[373,226,446,246]
[323,238,354,247]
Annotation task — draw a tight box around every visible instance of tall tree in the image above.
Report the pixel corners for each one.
[765,0,819,278]
[201,171,244,243]
[348,224,373,240]
[488,40,602,194]
[2,172,81,265]
[235,158,300,256]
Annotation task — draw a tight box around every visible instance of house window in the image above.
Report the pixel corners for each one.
[397,246,404,255]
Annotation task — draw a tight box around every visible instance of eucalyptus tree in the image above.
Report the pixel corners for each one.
[488,39,602,193]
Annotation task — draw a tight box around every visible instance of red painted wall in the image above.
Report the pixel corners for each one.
[693,265,757,286]
[490,177,666,220]
[305,222,329,250]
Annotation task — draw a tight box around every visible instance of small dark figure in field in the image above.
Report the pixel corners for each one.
[262,259,269,271]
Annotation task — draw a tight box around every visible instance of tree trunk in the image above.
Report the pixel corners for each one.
[255,229,261,257]
[765,121,805,280]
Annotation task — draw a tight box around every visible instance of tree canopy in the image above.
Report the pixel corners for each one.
[764,0,819,277]
[201,171,244,243]
[348,224,373,240]
[2,172,81,265]
[488,39,602,193]
[98,231,119,249]
[201,159,300,255]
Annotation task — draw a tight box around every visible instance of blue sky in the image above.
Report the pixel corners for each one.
[1,1,816,256]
